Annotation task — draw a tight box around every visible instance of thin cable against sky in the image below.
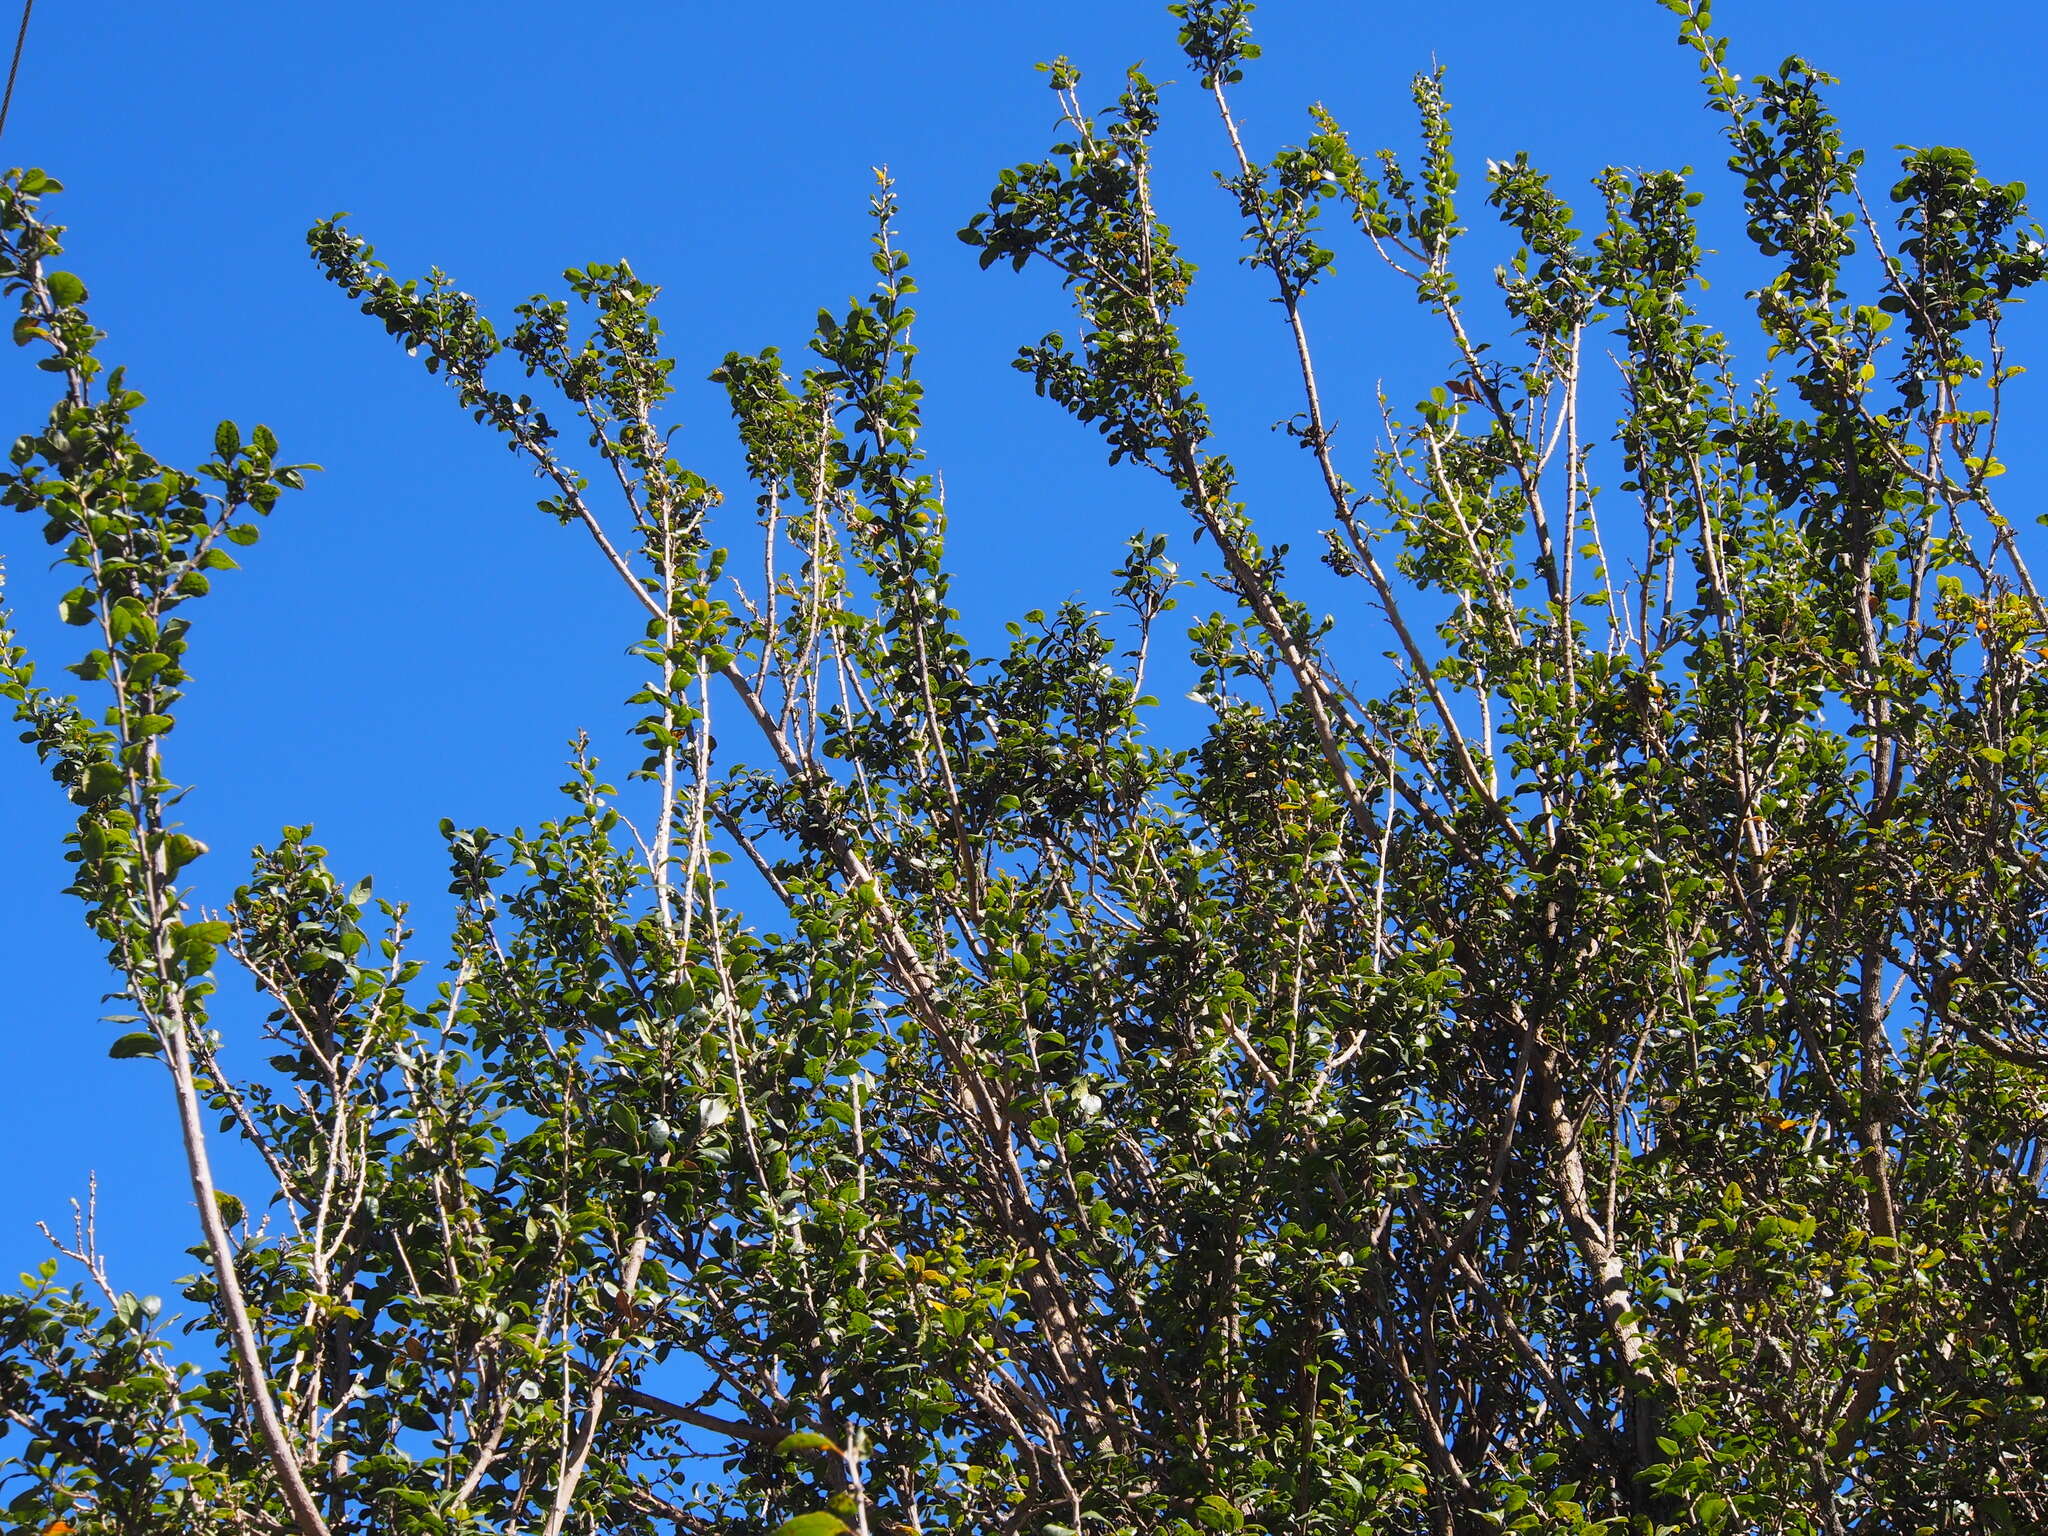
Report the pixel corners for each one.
[0,0,36,143]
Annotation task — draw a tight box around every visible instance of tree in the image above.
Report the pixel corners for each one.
[4,0,2046,1530]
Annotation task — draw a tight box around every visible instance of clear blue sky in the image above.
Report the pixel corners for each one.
[2,0,2044,1304]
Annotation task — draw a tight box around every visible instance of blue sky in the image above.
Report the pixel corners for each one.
[2,0,2044,1305]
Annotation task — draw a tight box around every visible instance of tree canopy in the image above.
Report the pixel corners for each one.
[4,1,2047,1532]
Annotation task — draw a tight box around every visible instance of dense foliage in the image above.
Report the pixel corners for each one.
[4,1,2047,1531]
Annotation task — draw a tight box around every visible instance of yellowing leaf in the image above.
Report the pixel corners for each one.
[774,1430,839,1457]
[771,1514,850,1536]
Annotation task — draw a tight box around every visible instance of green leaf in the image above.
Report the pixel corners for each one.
[774,1430,838,1457]
[106,599,152,643]
[214,421,241,458]
[107,1031,162,1060]
[45,271,86,306]
[79,762,125,804]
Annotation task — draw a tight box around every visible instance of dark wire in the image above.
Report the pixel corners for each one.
[0,0,35,144]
